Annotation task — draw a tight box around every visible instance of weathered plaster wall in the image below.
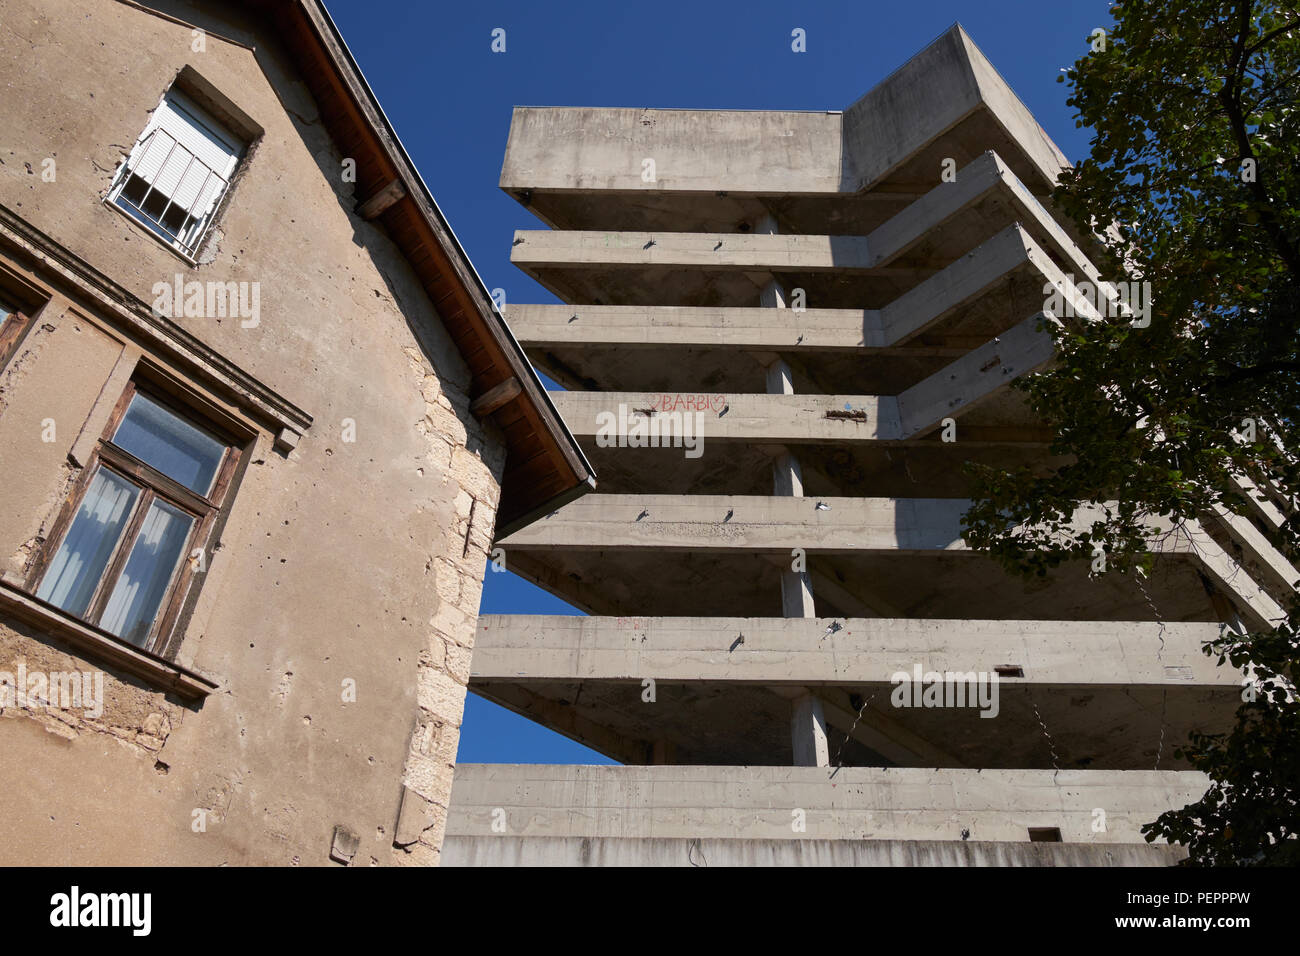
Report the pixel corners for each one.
[0,0,501,865]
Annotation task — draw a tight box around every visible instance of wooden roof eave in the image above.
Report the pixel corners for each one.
[254,0,595,535]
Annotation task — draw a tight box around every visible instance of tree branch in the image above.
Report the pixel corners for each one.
[1218,0,1300,276]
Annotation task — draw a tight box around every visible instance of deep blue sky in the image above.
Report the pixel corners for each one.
[324,0,1111,763]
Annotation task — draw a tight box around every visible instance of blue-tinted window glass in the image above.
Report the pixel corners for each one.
[112,392,225,495]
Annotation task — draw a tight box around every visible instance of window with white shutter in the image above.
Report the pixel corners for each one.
[108,89,244,259]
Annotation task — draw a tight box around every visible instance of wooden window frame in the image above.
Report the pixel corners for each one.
[26,378,245,659]
[0,304,34,369]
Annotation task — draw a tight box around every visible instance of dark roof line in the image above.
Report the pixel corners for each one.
[301,0,596,527]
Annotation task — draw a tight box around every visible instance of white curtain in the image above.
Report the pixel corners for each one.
[100,499,194,646]
[36,469,139,617]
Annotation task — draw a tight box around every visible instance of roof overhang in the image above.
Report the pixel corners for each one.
[243,0,595,538]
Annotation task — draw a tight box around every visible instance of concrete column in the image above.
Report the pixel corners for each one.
[765,334,813,619]
[781,565,816,618]
[754,222,824,764]
[791,693,830,767]
[772,450,803,497]
[760,278,787,310]
[765,356,794,395]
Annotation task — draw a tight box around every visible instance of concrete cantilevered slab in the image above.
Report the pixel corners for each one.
[498,26,1082,243]
[447,765,1207,844]
[513,224,1075,395]
[508,153,1109,310]
[472,615,1236,687]
[497,495,1278,627]
[468,616,1242,769]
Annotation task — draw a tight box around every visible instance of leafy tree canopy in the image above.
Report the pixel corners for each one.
[962,0,1300,864]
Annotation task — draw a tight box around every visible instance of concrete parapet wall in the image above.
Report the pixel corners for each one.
[443,835,1186,867]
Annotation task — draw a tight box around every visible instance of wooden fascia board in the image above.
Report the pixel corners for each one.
[268,0,593,513]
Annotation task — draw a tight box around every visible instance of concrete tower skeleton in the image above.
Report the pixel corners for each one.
[444,26,1294,866]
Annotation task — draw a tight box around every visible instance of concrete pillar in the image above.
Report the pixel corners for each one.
[781,565,816,618]
[760,278,787,310]
[762,333,813,617]
[791,693,830,767]
[752,227,823,763]
[772,450,803,497]
[759,264,815,618]
[1206,587,1250,640]
[765,356,794,395]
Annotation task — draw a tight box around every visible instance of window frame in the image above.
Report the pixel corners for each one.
[27,378,245,658]
[106,88,246,262]
[0,296,35,370]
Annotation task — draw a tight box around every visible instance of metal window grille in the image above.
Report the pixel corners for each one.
[108,92,242,258]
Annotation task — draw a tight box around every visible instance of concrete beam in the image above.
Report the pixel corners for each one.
[882,223,1075,345]
[511,228,875,273]
[501,106,846,196]
[1230,472,1289,532]
[542,315,1054,446]
[843,25,1070,194]
[552,391,904,442]
[497,494,971,553]
[446,764,1208,844]
[896,312,1057,438]
[1208,504,1300,600]
[498,497,1277,625]
[550,387,1054,448]
[1159,519,1289,630]
[470,615,1237,688]
[505,223,1042,351]
[509,152,1108,294]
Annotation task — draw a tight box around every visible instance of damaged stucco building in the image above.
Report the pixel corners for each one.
[0,0,591,865]
[443,26,1294,865]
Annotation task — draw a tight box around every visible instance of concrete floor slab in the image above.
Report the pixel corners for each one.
[468,615,1241,768]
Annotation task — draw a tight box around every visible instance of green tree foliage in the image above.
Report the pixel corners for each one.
[962,0,1300,864]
